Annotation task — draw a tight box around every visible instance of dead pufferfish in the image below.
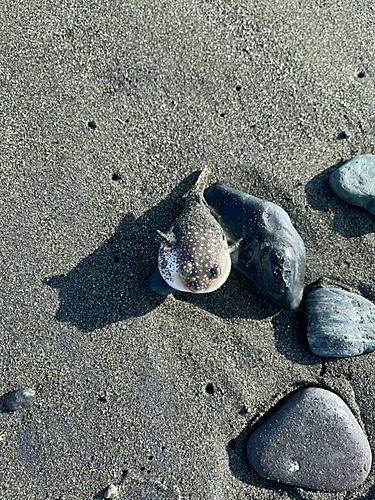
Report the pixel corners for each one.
[156,168,241,293]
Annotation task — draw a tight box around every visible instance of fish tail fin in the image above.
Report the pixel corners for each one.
[183,167,211,200]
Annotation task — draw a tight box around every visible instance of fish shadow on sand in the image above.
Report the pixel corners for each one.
[305,161,375,238]
[44,174,194,333]
[44,172,274,333]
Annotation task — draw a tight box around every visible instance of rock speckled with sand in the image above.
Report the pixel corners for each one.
[205,182,306,310]
[247,387,371,492]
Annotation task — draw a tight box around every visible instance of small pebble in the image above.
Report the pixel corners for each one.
[5,388,36,411]
[104,484,119,499]
[329,155,375,214]
[247,387,371,492]
[88,120,98,129]
[306,287,375,357]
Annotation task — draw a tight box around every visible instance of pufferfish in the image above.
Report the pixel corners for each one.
[156,168,241,293]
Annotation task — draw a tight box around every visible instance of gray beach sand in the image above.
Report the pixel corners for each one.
[1,0,375,498]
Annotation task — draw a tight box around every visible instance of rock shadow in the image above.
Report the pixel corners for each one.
[0,393,12,414]
[271,305,320,366]
[305,161,374,238]
[45,172,274,333]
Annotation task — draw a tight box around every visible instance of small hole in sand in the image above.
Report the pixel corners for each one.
[206,383,214,394]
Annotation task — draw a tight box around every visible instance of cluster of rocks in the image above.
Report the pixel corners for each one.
[5,157,373,495]
[149,155,375,492]
[245,155,375,491]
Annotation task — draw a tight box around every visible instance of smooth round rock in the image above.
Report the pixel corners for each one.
[329,155,375,214]
[247,387,371,492]
[5,388,36,411]
[306,287,375,358]
[205,182,306,310]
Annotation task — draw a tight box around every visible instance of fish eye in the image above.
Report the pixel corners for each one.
[179,262,193,277]
[210,265,221,279]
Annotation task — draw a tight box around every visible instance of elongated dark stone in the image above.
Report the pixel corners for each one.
[306,287,375,357]
[205,183,306,310]
[247,387,372,491]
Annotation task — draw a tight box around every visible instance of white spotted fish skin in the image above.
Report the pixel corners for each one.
[157,168,238,293]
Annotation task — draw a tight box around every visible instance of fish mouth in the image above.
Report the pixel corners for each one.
[158,244,233,294]
[158,260,232,294]
[186,279,210,293]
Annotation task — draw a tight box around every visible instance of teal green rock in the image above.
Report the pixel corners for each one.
[329,155,375,215]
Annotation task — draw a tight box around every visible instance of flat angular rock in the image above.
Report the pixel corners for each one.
[5,388,36,411]
[205,182,306,310]
[306,287,375,357]
[329,155,375,215]
[247,387,371,492]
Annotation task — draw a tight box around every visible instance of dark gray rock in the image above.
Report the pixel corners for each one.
[247,387,371,492]
[205,182,305,310]
[5,388,36,411]
[306,287,375,358]
[329,155,375,215]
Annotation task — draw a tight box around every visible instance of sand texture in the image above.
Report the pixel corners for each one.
[0,0,375,498]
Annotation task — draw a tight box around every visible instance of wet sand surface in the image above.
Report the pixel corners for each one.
[0,0,375,498]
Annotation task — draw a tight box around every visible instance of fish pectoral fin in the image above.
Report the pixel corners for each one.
[156,230,174,248]
[228,238,242,253]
